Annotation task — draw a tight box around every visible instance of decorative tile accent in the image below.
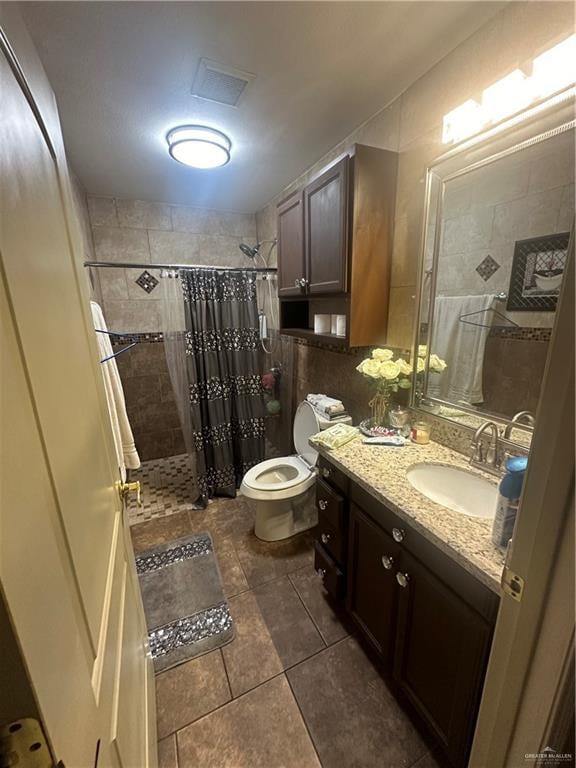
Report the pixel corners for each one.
[135,536,213,574]
[489,326,552,341]
[110,331,164,346]
[475,254,500,281]
[149,602,233,659]
[136,270,159,293]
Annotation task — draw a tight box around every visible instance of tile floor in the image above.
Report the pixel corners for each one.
[130,495,444,768]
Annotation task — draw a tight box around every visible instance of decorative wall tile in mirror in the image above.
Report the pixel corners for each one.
[415,94,574,443]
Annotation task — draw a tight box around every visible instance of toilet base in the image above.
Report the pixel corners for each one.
[250,486,317,542]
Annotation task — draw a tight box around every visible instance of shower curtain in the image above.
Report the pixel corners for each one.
[163,268,266,503]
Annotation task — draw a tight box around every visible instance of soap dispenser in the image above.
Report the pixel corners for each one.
[492,455,528,550]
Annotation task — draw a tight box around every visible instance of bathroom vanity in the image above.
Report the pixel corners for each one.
[312,439,504,768]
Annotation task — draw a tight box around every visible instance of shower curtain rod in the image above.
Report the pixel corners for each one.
[84,260,277,274]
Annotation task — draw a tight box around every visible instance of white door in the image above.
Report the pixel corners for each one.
[0,9,156,768]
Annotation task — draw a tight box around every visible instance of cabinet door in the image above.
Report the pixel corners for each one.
[347,503,400,664]
[277,191,305,296]
[393,550,493,768]
[304,156,349,294]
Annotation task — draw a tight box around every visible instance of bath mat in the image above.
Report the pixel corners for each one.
[136,532,234,673]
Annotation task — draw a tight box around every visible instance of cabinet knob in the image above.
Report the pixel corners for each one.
[321,532,331,545]
[317,567,327,580]
[299,277,308,288]
[381,554,394,570]
[294,278,301,287]
[321,467,332,479]
[318,499,328,511]
[392,527,405,543]
[396,572,410,588]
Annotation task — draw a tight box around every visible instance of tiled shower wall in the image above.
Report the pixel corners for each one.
[85,195,260,460]
[87,196,258,332]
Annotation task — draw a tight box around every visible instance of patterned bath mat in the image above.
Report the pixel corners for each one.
[136,532,234,673]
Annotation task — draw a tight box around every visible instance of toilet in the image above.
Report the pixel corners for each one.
[240,400,351,541]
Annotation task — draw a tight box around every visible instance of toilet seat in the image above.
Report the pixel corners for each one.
[240,401,321,502]
[242,455,313,494]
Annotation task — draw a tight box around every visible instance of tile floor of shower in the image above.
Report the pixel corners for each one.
[129,456,443,768]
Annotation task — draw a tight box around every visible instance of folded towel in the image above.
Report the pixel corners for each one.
[310,424,359,450]
[307,394,345,416]
[90,301,140,481]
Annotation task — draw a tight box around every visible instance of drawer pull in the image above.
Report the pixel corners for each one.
[318,499,328,511]
[321,532,331,545]
[317,567,327,580]
[392,527,405,543]
[381,554,394,570]
[321,467,332,478]
[396,572,410,588]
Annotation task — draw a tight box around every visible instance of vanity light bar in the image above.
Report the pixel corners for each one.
[443,34,576,144]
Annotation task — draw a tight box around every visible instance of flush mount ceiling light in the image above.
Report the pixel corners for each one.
[166,125,231,169]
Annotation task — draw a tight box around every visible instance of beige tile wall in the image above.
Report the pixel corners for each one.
[88,196,258,332]
[436,130,574,329]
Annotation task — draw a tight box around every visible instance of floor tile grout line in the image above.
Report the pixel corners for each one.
[287,570,330,649]
[285,673,324,767]
[219,646,234,702]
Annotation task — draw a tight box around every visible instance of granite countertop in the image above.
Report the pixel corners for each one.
[313,436,506,593]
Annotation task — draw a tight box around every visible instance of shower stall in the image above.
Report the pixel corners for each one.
[86,256,295,509]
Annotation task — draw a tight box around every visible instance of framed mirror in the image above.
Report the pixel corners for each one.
[412,89,575,447]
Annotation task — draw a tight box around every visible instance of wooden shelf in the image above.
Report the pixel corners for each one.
[281,328,347,345]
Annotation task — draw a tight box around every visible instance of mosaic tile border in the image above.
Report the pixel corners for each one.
[149,601,233,660]
[111,332,164,346]
[488,326,552,341]
[135,535,213,575]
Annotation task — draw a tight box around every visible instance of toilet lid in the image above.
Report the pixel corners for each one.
[293,401,320,467]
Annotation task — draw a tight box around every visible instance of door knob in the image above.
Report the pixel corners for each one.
[396,572,410,588]
[317,567,327,580]
[318,499,328,511]
[321,532,331,545]
[381,554,394,570]
[392,527,405,543]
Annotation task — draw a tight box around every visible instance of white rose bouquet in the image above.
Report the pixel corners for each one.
[356,346,446,425]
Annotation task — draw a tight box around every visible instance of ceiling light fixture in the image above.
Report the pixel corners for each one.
[166,125,231,169]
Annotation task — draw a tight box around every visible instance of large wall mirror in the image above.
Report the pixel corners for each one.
[414,91,575,446]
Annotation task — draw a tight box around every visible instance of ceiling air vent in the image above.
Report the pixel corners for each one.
[192,59,255,107]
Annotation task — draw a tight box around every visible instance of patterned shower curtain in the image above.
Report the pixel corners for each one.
[180,268,266,502]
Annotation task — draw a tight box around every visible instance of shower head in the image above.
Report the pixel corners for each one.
[239,242,260,259]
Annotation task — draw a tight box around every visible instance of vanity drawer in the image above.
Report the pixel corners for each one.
[318,456,349,495]
[316,478,346,531]
[317,511,346,565]
[314,542,345,600]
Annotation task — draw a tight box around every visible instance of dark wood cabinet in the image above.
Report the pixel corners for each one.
[277,191,305,297]
[347,503,400,664]
[277,145,398,347]
[304,156,349,294]
[313,459,499,768]
[393,549,494,768]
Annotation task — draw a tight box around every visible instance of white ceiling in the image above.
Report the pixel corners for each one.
[23,2,504,213]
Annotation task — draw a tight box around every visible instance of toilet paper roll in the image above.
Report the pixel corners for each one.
[314,314,331,334]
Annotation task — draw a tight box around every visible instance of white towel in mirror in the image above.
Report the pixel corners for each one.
[427,294,495,406]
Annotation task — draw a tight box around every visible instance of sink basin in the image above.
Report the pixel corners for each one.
[407,463,498,518]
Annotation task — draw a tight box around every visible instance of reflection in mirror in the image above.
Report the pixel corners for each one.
[417,117,574,443]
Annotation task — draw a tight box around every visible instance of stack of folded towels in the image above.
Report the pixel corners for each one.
[306,394,349,421]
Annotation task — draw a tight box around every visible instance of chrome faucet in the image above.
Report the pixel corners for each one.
[503,410,535,440]
[470,420,502,475]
